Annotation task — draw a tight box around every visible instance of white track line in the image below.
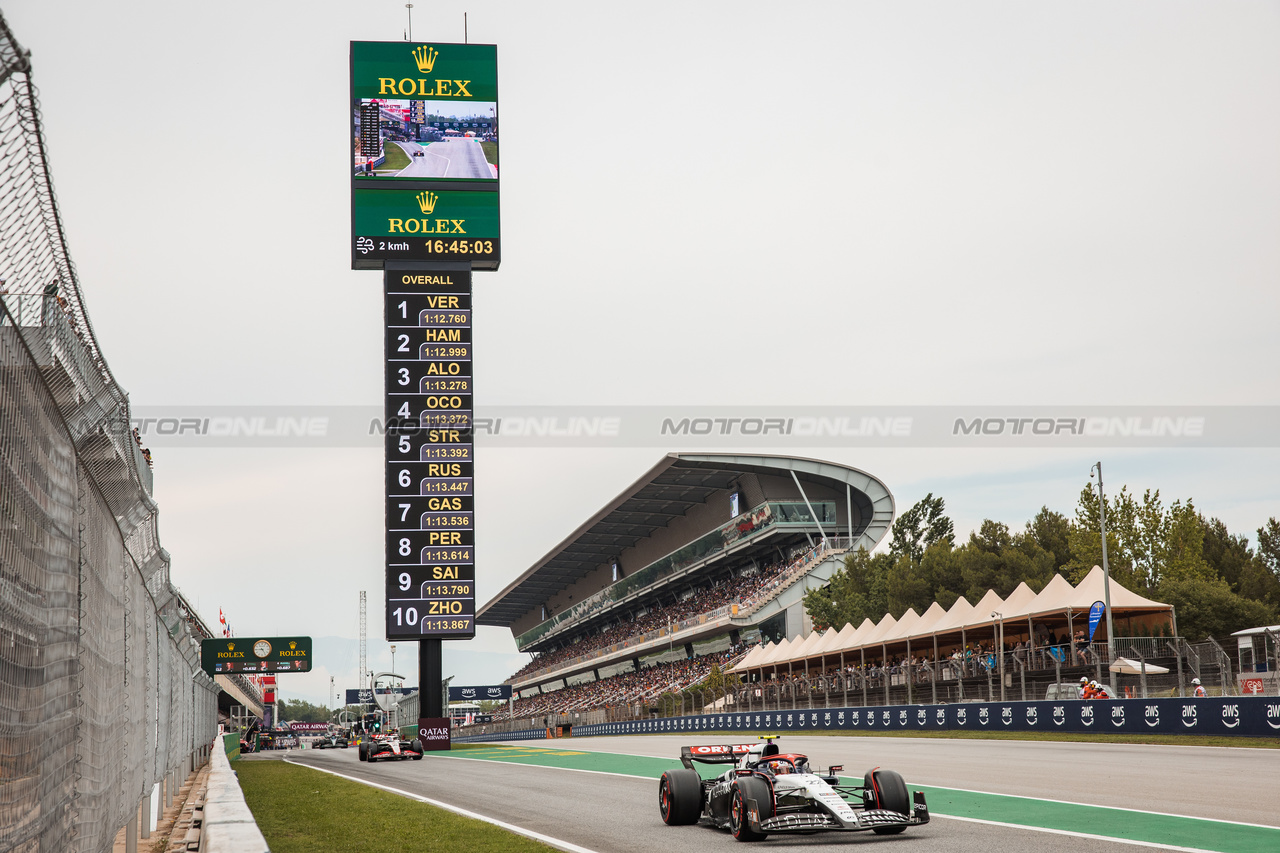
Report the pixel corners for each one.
[284,757,600,853]
[932,814,1230,853]
[914,781,1280,830]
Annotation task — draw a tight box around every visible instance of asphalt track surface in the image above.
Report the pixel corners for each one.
[393,139,493,179]
[285,734,1279,853]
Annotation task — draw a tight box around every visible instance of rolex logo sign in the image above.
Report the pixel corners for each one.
[387,193,466,235]
[289,641,297,650]
[227,642,234,651]
[412,45,439,73]
[377,43,472,99]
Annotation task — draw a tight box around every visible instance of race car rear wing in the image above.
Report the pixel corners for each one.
[679,743,760,771]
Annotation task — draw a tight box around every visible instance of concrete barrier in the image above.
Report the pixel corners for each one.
[200,741,269,853]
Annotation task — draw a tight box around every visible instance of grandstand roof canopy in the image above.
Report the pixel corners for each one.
[478,452,893,628]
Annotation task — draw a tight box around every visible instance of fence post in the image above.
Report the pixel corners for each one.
[1127,646,1148,698]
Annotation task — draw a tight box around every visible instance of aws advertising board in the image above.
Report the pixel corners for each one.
[351,41,500,270]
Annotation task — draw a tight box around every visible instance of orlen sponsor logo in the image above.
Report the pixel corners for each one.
[689,744,752,755]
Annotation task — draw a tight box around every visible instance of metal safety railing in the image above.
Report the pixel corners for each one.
[0,12,220,853]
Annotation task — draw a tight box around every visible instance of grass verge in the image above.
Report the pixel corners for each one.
[236,760,557,853]
[480,141,497,168]
[380,143,410,172]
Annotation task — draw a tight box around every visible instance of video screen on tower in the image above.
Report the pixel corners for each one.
[351,41,500,269]
[352,42,498,183]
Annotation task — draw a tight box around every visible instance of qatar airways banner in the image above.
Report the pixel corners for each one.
[418,716,452,751]
[456,697,1280,743]
[288,723,330,733]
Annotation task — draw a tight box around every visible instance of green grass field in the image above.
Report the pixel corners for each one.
[380,143,410,172]
[235,760,556,853]
[480,141,497,168]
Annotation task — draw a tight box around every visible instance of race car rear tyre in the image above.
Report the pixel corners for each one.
[658,769,702,826]
[865,768,909,835]
[730,777,772,842]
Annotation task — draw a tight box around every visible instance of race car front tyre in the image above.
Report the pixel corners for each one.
[358,743,368,761]
[865,768,909,835]
[730,777,772,842]
[658,769,702,826]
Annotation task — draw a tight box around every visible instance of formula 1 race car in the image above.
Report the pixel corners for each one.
[358,734,423,762]
[659,736,928,841]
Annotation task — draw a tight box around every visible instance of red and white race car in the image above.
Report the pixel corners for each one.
[358,733,423,762]
[659,736,928,841]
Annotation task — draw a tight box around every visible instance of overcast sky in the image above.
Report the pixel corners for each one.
[6,1,1278,708]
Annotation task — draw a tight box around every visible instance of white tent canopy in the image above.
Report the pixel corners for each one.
[736,567,1175,672]
[1109,657,1169,675]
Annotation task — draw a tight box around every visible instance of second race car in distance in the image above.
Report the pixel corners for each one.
[659,736,928,842]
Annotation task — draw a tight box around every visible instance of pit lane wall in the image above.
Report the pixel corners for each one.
[454,697,1280,741]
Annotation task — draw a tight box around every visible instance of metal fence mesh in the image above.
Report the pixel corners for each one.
[0,12,219,853]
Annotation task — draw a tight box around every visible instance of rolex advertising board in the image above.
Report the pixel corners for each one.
[352,41,499,270]
[200,636,313,675]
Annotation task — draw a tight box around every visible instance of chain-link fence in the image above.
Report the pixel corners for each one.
[0,12,219,853]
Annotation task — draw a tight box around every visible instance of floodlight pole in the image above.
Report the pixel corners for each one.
[1092,462,1118,692]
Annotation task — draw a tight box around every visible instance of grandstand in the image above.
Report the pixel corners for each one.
[475,453,894,725]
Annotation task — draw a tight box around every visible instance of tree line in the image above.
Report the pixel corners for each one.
[804,489,1280,642]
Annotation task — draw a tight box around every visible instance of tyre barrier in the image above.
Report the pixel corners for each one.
[454,697,1280,742]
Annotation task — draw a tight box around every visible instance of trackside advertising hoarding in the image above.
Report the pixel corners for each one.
[449,684,512,702]
[454,698,1280,742]
[345,687,415,705]
[351,41,500,270]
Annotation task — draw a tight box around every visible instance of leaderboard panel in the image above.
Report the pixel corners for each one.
[384,267,476,639]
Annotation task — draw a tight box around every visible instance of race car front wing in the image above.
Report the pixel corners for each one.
[754,790,929,834]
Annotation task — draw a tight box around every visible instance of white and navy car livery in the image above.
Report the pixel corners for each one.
[658,736,928,842]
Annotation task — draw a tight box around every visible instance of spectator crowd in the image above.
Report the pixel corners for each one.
[496,648,744,720]
[507,545,824,683]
